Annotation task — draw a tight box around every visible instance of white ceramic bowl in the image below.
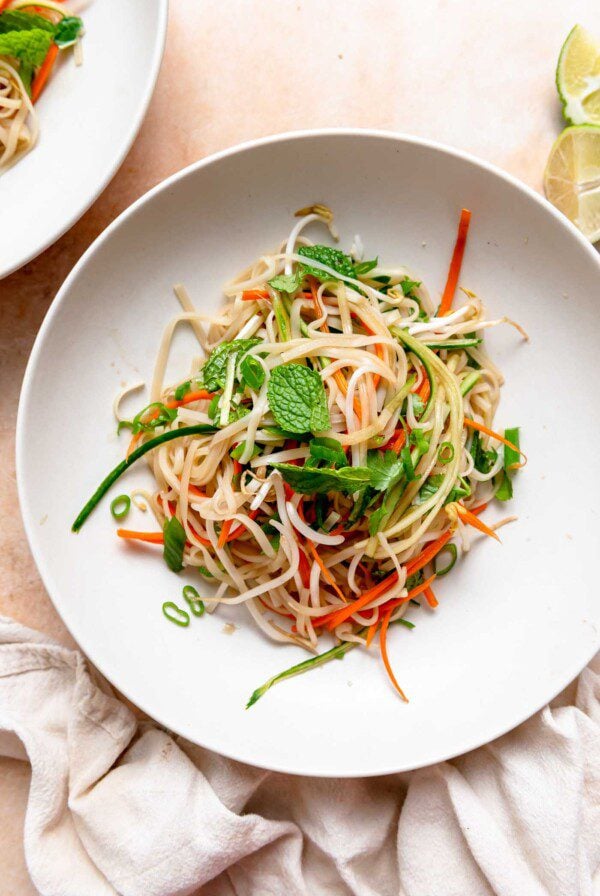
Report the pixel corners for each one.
[17,130,600,776]
[1,0,168,279]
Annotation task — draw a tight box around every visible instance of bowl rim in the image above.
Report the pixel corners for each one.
[16,128,600,776]
[1,0,169,280]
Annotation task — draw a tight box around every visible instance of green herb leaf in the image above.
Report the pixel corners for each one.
[470,430,498,474]
[401,277,421,296]
[0,28,53,66]
[54,15,83,48]
[267,363,330,434]
[268,271,303,293]
[353,258,378,277]
[366,449,404,491]
[0,10,55,34]
[163,517,186,572]
[309,436,346,468]
[119,402,178,435]
[368,504,387,536]
[315,493,329,530]
[418,474,470,505]
[203,338,261,391]
[400,445,416,481]
[410,428,430,456]
[230,440,260,461]
[240,354,265,391]
[271,462,371,495]
[298,244,355,280]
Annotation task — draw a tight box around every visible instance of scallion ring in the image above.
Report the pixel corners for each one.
[110,494,131,521]
[162,602,190,627]
[183,585,205,617]
[438,442,455,465]
[434,543,458,576]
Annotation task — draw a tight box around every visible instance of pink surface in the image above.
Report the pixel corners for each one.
[1,1,598,892]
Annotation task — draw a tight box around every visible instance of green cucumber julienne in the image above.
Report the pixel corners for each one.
[72,424,216,532]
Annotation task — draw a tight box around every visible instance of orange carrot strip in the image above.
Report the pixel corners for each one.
[379,574,437,616]
[439,208,471,315]
[321,570,400,631]
[117,529,164,544]
[166,389,215,409]
[242,289,270,301]
[455,504,500,542]
[417,376,431,403]
[187,484,207,499]
[218,519,234,549]
[31,43,58,103]
[423,585,439,608]
[226,508,260,542]
[306,540,347,603]
[463,418,527,468]
[389,429,406,454]
[406,532,452,576]
[380,609,409,702]
[297,547,312,589]
[258,597,295,620]
[366,620,379,647]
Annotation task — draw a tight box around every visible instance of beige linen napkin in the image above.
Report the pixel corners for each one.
[0,615,598,896]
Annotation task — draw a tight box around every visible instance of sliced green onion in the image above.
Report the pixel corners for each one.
[72,424,216,532]
[434,543,458,576]
[438,442,455,465]
[110,494,130,520]
[496,427,520,502]
[162,602,190,627]
[183,585,205,616]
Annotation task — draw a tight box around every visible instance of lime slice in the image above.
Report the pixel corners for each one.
[544,125,600,242]
[556,25,600,125]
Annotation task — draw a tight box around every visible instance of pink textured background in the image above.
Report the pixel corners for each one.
[1,1,598,892]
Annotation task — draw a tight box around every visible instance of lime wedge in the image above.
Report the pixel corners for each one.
[556,25,600,125]
[544,125,600,242]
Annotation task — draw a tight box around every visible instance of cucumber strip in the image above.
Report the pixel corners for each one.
[392,327,436,421]
[72,424,216,532]
[246,618,415,707]
[424,338,482,350]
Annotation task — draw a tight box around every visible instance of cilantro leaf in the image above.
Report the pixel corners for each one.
[271,463,370,495]
[298,245,355,281]
[368,504,388,536]
[309,436,346,468]
[418,474,470,505]
[0,28,53,66]
[366,450,404,491]
[54,15,83,49]
[203,338,261,391]
[0,11,55,34]
[267,364,330,434]
[163,517,186,573]
[268,272,303,293]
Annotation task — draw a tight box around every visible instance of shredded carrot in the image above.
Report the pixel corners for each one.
[366,620,379,647]
[406,532,452,577]
[31,43,58,103]
[242,289,269,301]
[455,504,500,542]
[297,547,312,589]
[379,574,437,617]
[306,540,347,603]
[321,570,400,631]
[417,376,431,403]
[390,428,406,454]
[117,529,164,544]
[258,597,295,620]
[439,208,471,316]
[283,483,295,502]
[423,585,439,608]
[463,418,526,468]
[380,609,409,702]
[166,389,215,409]
[187,484,207,499]
[0,0,12,10]
[218,519,233,548]
[226,508,260,542]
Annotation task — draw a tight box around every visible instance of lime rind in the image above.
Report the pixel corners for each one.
[556,24,600,126]
[544,124,600,242]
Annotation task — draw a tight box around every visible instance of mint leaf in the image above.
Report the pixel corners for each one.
[54,15,83,48]
[366,450,404,491]
[298,245,355,281]
[309,436,346,468]
[0,11,55,33]
[163,517,186,573]
[272,463,370,495]
[0,28,53,65]
[353,258,378,277]
[203,338,261,391]
[268,272,303,293]
[240,354,265,391]
[267,364,330,434]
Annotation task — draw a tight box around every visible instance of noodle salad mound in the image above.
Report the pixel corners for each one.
[73,205,527,705]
